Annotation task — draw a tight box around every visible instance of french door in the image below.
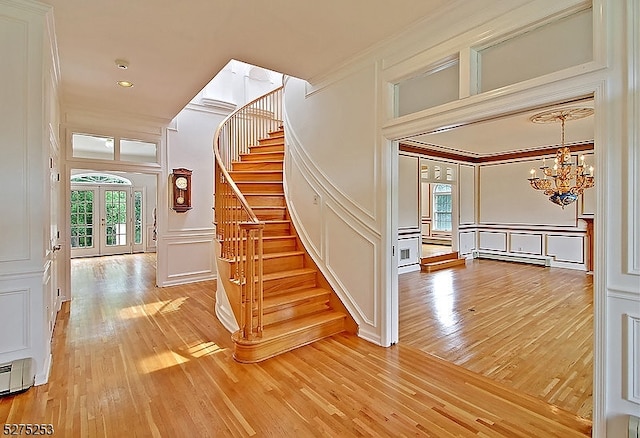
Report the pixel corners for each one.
[70,185,144,257]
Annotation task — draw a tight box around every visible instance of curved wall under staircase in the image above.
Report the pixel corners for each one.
[283,74,391,345]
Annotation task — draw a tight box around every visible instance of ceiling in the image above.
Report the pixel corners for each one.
[45,0,450,122]
[45,1,594,155]
[402,99,595,158]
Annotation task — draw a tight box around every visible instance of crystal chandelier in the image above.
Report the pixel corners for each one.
[527,108,594,208]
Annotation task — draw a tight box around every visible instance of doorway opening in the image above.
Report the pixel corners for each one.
[393,99,596,421]
[70,173,145,257]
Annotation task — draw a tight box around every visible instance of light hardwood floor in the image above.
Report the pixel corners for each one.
[399,258,593,420]
[0,254,592,437]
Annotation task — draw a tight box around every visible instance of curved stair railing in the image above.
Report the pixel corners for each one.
[213,86,283,341]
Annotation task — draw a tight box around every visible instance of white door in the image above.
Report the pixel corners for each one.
[47,146,61,338]
[70,184,144,257]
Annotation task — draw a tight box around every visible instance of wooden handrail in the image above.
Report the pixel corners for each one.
[213,86,283,341]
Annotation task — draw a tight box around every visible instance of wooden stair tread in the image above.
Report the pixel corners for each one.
[261,219,289,225]
[263,287,330,309]
[232,310,345,362]
[240,151,284,157]
[268,129,284,137]
[255,138,284,146]
[259,310,345,339]
[220,126,350,364]
[224,205,286,211]
[420,257,466,273]
[226,235,295,243]
[227,250,304,263]
[263,235,295,242]
[420,251,459,264]
[243,191,285,196]
[262,250,304,260]
[262,267,316,282]
[235,180,283,184]
[229,170,282,175]
[232,159,283,165]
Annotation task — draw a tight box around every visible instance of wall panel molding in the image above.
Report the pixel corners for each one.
[324,202,378,327]
[0,288,29,354]
[157,234,215,287]
[607,287,640,302]
[628,0,640,276]
[479,231,507,251]
[546,234,584,264]
[286,155,323,257]
[284,111,379,229]
[284,109,384,338]
[625,314,640,404]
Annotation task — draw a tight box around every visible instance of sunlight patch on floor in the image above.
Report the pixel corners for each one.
[119,297,189,320]
[183,341,226,358]
[140,350,190,374]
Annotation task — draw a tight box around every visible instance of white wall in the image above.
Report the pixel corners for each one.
[284,69,386,344]
[397,154,421,271]
[0,0,60,384]
[471,158,591,269]
[284,0,640,434]
[158,61,283,287]
[158,105,226,286]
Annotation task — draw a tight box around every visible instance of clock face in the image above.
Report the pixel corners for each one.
[175,176,188,190]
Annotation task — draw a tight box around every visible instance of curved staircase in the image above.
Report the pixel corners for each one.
[214,88,352,363]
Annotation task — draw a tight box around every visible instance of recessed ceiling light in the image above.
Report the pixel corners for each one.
[115,59,129,69]
[117,81,134,88]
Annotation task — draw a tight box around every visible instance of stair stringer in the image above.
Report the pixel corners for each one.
[213,240,240,333]
[282,119,385,346]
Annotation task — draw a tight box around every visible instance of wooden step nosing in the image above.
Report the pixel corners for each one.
[232,312,345,345]
[262,268,317,282]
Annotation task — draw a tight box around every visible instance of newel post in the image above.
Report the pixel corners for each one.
[239,222,265,340]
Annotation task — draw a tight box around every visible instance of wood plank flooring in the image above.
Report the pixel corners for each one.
[0,254,591,437]
[399,258,593,420]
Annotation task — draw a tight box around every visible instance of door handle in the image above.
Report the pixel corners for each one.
[52,244,61,252]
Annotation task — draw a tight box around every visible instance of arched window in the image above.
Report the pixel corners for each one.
[432,184,452,231]
[71,173,132,185]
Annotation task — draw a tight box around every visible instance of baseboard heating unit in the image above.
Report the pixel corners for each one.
[0,358,34,397]
[472,250,552,267]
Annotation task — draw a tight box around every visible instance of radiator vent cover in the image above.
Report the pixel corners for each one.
[400,248,411,260]
[0,358,34,397]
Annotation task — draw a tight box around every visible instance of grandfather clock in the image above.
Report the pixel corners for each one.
[170,168,192,212]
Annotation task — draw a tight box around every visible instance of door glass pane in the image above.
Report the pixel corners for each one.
[70,190,94,248]
[134,191,143,245]
[105,190,127,246]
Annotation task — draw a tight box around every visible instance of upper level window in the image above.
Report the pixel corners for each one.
[395,59,459,117]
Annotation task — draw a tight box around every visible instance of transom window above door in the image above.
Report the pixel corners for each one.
[71,133,158,165]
